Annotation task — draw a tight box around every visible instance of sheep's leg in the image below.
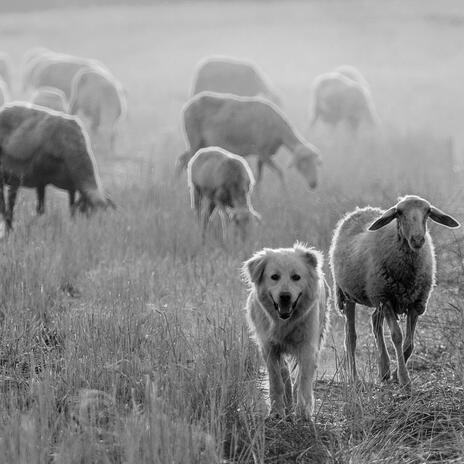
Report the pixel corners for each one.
[69,190,76,216]
[201,200,215,243]
[255,158,264,188]
[217,208,228,244]
[192,186,202,223]
[372,308,390,381]
[384,303,410,386]
[0,174,6,220]
[263,346,285,418]
[280,361,293,415]
[344,301,358,383]
[392,307,419,381]
[6,178,19,230]
[36,185,45,215]
[265,158,286,190]
[403,308,419,364]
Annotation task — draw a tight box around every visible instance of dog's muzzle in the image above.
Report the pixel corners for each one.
[271,292,302,320]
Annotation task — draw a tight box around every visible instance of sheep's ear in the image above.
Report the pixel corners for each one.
[368,206,397,231]
[429,206,460,228]
[242,251,267,285]
[294,242,322,272]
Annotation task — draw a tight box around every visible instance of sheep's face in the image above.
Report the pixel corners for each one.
[396,200,430,251]
[368,195,460,251]
[294,145,321,190]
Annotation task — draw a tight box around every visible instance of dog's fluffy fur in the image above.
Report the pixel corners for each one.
[242,242,330,420]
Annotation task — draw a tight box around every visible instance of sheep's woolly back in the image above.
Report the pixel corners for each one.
[70,65,126,121]
[191,55,280,105]
[187,146,255,193]
[182,91,309,153]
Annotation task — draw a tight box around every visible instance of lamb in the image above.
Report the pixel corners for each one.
[191,56,281,106]
[31,87,70,113]
[187,147,261,242]
[23,49,102,98]
[177,92,321,190]
[0,102,114,231]
[310,71,378,132]
[329,195,460,386]
[69,67,126,151]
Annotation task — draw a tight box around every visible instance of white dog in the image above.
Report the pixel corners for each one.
[242,242,330,420]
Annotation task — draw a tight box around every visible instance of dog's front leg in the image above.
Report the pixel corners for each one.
[295,346,317,421]
[263,346,285,418]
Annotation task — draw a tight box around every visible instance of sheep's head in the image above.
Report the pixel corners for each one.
[227,207,261,241]
[175,151,191,177]
[291,144,322,190]
[73,192,116,216]
[368,195,460,251]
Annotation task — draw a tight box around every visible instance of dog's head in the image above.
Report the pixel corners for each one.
[242,242,322,321]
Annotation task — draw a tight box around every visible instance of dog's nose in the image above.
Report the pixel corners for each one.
[279,292,292,305]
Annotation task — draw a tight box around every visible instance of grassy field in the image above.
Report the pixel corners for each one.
[1,1,464,463]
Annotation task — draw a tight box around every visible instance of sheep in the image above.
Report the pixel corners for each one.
[310,71,378,132]
[0,52,11,89]
[69,66,126,151]
[191,56,281,106]
[23,49,102,98]
[177,92,321,190]
[329,195,460,386]
[0,102,114,231]
[187,146,261,242]
[31,87,70,113]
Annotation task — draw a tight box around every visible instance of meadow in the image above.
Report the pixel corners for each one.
[1,1,464,462]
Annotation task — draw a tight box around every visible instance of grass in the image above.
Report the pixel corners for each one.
[0,1,464,463]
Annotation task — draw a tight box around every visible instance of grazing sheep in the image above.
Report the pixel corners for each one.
[187,147,261,242]
[0,52,11,89]
[329,195,460,386]
[0,102,114,230]
[191,56,281,106]
[310,71,378,132]
[69,67,126,151]
[178,92,321,190]
[31,87,69,112]
[23,49,102,98]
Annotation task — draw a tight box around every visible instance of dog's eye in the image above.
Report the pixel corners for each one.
[291,274,301,281]
[270,274,280,281]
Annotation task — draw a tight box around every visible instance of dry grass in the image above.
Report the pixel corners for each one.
[0,2,464,463]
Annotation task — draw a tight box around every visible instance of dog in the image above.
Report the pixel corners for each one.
[242,242,330,420]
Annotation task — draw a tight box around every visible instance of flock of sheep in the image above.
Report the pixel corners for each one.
[174,57,461,419]
[0,48,459,421]
[0,48,125,232]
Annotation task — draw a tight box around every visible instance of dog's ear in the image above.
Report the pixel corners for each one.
[294,242,323,272]
[242,250,268,285]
